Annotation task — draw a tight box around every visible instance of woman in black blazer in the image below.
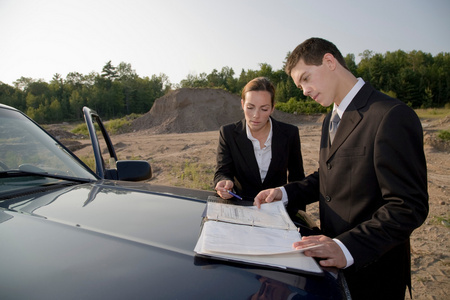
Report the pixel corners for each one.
[214,77,305,204]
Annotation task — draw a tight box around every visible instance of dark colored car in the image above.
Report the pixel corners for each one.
[0,104,350,299]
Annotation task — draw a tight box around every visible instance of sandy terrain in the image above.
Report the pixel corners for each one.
[57,88,449,299]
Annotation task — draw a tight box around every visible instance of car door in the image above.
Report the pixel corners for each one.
[82,106,152,181]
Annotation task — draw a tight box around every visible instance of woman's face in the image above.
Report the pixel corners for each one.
[241,90,274,133]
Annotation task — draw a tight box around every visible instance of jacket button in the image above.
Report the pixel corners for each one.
[325,196,331,202]
[327,163,331,170]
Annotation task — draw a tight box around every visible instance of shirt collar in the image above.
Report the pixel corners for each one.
[246,118,273,146]
[333,77,365,117]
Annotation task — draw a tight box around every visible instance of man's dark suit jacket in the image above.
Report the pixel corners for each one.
[214,117,305,203]
[285,83,429,299]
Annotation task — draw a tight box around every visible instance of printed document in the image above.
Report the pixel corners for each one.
[194,201,323,275]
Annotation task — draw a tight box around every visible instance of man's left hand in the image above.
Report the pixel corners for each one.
[293,235,347,269]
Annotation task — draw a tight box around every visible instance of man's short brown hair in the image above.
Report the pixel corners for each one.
[285,37,349,76]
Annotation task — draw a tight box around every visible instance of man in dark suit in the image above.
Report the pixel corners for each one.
[214,77,305,205]
[254,38,428,299]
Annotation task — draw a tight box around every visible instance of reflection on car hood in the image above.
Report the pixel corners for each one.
[5,180,210,255]
[0,181,346,299]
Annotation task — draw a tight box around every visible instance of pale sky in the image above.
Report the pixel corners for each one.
[1,0,449,86]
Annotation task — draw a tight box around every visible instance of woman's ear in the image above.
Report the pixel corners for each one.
[241,99,245,110]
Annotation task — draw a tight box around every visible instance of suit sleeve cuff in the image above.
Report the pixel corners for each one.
[333,238,354,268]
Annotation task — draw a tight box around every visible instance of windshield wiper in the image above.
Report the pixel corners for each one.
[0,170,94,183]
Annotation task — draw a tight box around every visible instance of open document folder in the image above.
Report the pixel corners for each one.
[194,201,323,275]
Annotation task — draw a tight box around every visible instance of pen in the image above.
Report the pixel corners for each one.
[227,190,242,200]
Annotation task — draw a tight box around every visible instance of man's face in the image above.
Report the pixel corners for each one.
[290,58,335,107]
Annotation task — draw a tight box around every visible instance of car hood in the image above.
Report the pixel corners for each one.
[4,180,211,255]
[0,181,345,299]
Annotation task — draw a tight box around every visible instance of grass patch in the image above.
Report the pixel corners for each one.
[415,276,431,283]
[78,155,96,172]
[415,106,450,119]
[70,113,142,136]
[171,160,215,190]
[71,123,90,136]
[126,155,143,160]
[105,113,140,134]
[275,98,329,114]
[437,130,450,141]
[431,215,450,227]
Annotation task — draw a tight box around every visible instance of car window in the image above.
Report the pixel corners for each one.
[0,107,97,195]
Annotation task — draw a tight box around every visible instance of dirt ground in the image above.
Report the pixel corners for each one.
[63,88,449,299]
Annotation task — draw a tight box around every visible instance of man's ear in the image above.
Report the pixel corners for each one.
[323,53,337,71]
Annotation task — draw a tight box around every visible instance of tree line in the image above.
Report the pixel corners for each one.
[0,49,449,124]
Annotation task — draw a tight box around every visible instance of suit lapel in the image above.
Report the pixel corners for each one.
[327,84,373,159]
[265,118,284,184]
[234,120,261,182]
[328,104,361,157]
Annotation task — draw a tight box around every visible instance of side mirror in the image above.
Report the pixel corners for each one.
[116,160,152,181]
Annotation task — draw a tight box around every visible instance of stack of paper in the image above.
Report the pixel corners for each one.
[194,201,323,275]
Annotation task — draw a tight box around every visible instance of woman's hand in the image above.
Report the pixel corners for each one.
[215,180,234,199]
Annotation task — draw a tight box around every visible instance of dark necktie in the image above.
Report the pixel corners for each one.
[329,110,340,144]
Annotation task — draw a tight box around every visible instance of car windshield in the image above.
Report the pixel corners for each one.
[0,106,97,197]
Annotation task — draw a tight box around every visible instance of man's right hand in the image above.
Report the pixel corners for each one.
[254,188,282,208]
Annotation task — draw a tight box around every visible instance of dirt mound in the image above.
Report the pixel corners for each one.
[131,88,322,134]
[46,128,82,140]
[45,127,89,152]
[131,88,243,134]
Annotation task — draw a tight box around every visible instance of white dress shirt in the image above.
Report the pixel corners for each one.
[246,118,273,182]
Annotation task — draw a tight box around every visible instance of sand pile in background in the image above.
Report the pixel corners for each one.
[130,88,322,134]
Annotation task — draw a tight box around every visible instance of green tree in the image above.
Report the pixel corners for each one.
[0,83,25,110]
[24,80,50,112]
[344,53,357,75]
[13,77,34,91]
[102,60,119,81]
[4,49,449,124]
[257,63,273,80]
[117,62,138,114]
[69,90,86,119]
[180,73,208,88]
[275,81,288,103]
[48,98,63,122]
